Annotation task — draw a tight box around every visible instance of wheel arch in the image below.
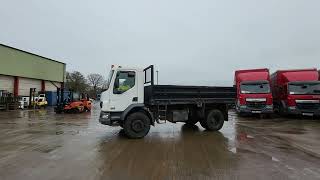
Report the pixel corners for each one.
[121,104,155,126]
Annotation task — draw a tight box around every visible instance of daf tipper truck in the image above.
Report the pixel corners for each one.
[99,65,236,138]
[234,69,273,115]
[271,68,320,116]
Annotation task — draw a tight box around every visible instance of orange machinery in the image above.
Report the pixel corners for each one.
[55,88,92,113]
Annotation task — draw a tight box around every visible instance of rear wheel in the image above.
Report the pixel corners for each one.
[201,109,224,131]
[124,112,151,139]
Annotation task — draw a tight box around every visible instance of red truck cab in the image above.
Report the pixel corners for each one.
[234,69,273,114]
[271,69,320,116]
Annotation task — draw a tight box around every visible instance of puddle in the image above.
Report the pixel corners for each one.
[247,135,254,139]
[276,146,290,150]
[34,145,62,153]
[277,128,306,135]
[56,131,64,135]
[272,157,280,162]
[229,147,237,154]
[26,130,44,134]
[0,122,17,125]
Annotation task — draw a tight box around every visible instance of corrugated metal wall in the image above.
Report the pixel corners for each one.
[0,75,14,93]
[45,81,61,91]
[0,44,65,82]
[18,78,41,96]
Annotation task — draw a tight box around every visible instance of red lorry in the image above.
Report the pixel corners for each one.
[234,69,273,115]
[271,68,320,116]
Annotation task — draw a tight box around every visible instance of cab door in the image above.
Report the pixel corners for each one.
[109,70,138,112]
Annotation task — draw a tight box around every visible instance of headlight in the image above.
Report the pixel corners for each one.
[288,106,296,110]
[100,112,110,119]
[102,114,109,119]
[266,105,273,109]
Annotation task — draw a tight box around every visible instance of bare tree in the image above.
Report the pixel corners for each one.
[65,71,88,92]
[87,73,104,95]
[101,79,109,90]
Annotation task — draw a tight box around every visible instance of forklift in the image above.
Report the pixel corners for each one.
[29,88,48,109]
[54,88,92,114]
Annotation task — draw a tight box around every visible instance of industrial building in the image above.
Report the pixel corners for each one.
[0,43,65,97]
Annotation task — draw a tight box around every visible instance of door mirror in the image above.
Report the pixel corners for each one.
[114,78,119,89]
[113,78,121,94]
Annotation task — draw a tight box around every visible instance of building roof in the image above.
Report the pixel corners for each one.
[0,43,65,65]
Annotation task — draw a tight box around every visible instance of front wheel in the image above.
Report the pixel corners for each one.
[201,109,224,131]
[124,112,151,139]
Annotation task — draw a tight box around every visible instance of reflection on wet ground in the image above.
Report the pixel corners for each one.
[0,103,319,180]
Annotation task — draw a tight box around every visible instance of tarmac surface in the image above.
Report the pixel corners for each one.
[0,102,319,180]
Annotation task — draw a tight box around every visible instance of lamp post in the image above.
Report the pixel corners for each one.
[156,70,159,85]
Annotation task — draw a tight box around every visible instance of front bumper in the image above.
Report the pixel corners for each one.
[99,111,111,125]
[99,111,122,126]
[236,105,274,114]
[286,107,320,116]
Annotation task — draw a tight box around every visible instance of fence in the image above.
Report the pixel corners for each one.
[0,97,21,110]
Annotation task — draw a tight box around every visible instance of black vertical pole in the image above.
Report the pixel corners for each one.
[151,65,154,86]
[61,88,64,106]
[29,88,32,107]
[57,88,60,105]
[156,70,159,85]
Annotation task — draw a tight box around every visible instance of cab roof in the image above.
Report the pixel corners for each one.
[234,68,270,85]
[272,68,319,83]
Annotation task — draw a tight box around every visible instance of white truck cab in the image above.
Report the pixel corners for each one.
[99,65,154,139]
[100,65,145,113]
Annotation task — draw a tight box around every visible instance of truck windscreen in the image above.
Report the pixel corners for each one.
[288,82,320,95]
[240,82,270,94]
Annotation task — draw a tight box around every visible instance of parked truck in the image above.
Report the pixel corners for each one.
[271,68,320,116]
[234,69,273,115]
[99,65,236,138]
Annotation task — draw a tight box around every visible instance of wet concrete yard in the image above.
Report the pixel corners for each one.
[0,103,319,180]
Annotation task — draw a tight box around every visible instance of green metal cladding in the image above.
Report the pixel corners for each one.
[0,44,65,82]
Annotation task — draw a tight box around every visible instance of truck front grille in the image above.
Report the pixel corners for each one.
[296,103,320,110]
[246,101,266,109]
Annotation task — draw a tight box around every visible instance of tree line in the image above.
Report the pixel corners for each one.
[65,71,107,99]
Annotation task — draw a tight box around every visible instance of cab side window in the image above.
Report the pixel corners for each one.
[113,71,136,94]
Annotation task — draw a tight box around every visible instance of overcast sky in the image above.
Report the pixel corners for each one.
[1,0,319,85]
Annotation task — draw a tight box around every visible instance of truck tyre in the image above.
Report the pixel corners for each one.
[199,119,208,129]
[202,109,224,131]
[186,111,199,125]
[124,112,151,139]
[186,118,198,125]
[119,122,124,128]
[279,104,286,116]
